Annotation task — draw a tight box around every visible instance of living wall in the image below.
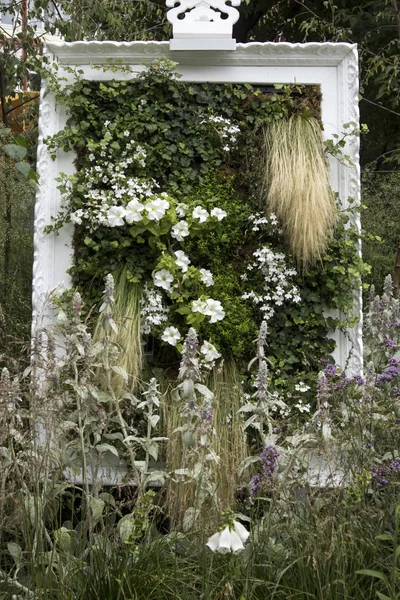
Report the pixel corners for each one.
[48,59,366,398]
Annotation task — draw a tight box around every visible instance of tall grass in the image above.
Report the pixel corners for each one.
[262,115,336,266]
[93,265,143,390]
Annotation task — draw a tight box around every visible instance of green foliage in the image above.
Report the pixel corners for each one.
[46,60,367,394]
[362,172,400,293]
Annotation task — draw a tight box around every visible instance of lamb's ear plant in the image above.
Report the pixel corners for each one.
[167,328,220,532]
[262,115,336,265]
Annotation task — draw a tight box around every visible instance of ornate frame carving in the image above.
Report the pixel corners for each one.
[33,41,362,373]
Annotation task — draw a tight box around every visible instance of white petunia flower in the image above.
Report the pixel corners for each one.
[107,206,126,227]
[200,341,221,363]
[153,269,174,292]
[204,299,225,323]
[192,206,209,223]
[176,203,188,218]
[191,299,208,314]
[206,521,249,554]
[171,220,189,242]
[211,207,227,221]
[161,326,181,346]
[125,199,145,224]
[174,250,190,273]
[199,268,214,287]
[146,198,170,221]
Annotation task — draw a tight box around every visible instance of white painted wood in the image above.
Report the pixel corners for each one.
[33,41,362,375]
[166,0,240,50]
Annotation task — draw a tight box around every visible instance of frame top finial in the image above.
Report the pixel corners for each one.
[166,0,241,51]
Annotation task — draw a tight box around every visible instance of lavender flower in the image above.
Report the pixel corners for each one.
[333,374,365,391]
[323,363,337,377]
[250,445,279,496]
[371,459,400,487]
[383,337,398,350]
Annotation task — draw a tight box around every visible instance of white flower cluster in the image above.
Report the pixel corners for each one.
[295,400,311,414]
[66,133,158,230]
[140,285,169,335]
[248,212,281,233]
[242,245,301,320]
[107,194,170,227]
[295,381,310,393]
[208,114,240,152]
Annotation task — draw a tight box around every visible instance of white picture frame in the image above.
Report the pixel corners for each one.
[33,41,362,374]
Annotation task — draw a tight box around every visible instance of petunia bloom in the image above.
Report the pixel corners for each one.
[204,299,225,323]
[125,199,145,223]
[161,326,181,346]
[199,268,214,287]
[192,206,209,223]
[171,220,190,242]
[200,341,221,363]
[174,250,190,273]
[211,207,227,221]
[107,206,126,227]
[154,269,174,292]
[146,198,169,221]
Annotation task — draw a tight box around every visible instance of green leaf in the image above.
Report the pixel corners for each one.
[3,143,27,161]
[7,542,23,568]
[15,161,31,177]
[90,498,105,521]
[14,134,28,148]
[376,592,391,600]
[96,443,119,457]
[356,569,389,586]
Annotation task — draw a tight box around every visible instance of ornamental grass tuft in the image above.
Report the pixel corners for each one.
[262,115,337,266]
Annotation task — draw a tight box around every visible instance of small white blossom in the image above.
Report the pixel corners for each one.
[107,206,126,227]
[174,250,190,273]
[125,199,145,224]
[70,209,85,225]
[295,401,311,413]
[200,341,221,363]
[171,220,189,242]
[211,207,227,221]
[295,382,310,393]
[199,268,214,287]
[192,206,209,223]
[154,269,174,292]
[161,326,181,346]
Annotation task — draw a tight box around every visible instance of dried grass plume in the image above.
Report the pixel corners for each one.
[262,115,337,265]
